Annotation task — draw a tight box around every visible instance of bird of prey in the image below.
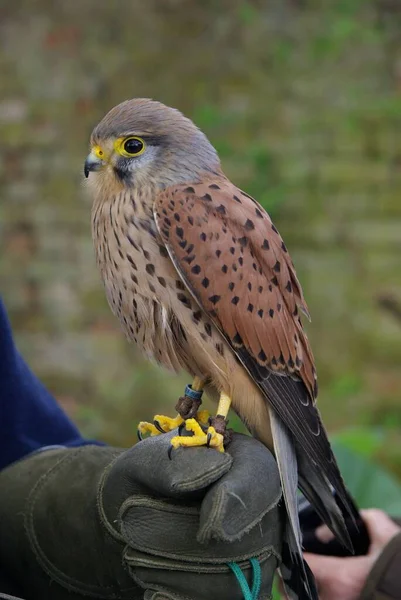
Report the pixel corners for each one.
[84,98,359,599]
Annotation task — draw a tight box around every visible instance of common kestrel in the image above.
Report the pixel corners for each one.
[84,99,359,599]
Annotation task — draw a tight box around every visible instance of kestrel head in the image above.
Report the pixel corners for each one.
[84,99,220,192]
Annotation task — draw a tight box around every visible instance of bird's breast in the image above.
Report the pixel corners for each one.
[90,192,275,444]
[91,191,196,370]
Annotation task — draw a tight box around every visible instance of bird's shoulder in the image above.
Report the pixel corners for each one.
[154,176,317,398]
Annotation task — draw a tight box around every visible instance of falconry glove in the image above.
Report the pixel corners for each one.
[0,432,282,600]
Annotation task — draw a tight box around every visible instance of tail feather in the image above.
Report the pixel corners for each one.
[269,408,318,600]
[281,537,318,600]
[296,436,360,554]
[297,449,353,554]
[313,413,360,533]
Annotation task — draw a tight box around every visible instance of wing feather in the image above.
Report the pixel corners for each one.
[154,178,359,542]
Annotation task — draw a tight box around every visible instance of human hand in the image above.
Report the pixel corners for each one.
[303,509,401,600]
[0,431,283,600]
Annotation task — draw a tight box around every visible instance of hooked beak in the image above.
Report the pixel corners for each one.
[84,152,104,178]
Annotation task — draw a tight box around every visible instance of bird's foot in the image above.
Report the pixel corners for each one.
[137,379,210,442]
[196,409,211,426]
[169,418,225,458]
[209,414,233,446]
[137,414,184,440]
[137,410,211,440]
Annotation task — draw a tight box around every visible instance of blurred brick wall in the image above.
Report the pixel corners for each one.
[0,0,400,449]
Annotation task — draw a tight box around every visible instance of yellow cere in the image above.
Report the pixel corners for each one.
[92,145,105,160]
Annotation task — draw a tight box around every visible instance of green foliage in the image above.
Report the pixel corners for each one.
[326,373,363,400]
[333,441,401,515]
[332,427,401,513]
[238,3,258,26]
[333,427,383,458]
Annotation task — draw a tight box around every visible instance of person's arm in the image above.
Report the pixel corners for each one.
[304,509,401,600]
[359,515,401,600]
[0,298,101,470]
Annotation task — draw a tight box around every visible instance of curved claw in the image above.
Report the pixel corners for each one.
[168,444,174,460]
[178,422,185,436]
[153,420,165,434]
[137,429,143,442]
[169,421,225,453]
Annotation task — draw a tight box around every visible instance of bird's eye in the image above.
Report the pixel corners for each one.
[115,136,146,158]
[124,137,144,155]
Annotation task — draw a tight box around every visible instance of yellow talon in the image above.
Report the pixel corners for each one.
[137,409,211,441]
[138,387,230,451]
[170,419,225,453]
[206,426,225,452]
[153,414,184,432]
[137,413,184,439]
[137,421,163,438]
[184,418,204,437]
[196,409,210,426]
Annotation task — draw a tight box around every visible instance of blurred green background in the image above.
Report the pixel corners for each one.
[1,0,400,489]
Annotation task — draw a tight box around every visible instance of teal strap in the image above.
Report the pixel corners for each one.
[227,558,261,600]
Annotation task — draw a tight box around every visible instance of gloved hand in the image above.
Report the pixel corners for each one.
[0,431,283,600]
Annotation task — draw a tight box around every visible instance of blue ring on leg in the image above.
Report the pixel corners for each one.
[185,384,203,401]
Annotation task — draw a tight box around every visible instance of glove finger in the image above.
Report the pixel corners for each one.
[198,433,282,543]
[130,549,279,600]
[114,430,232,499]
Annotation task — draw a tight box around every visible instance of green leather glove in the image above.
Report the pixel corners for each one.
[0,431,283,600]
